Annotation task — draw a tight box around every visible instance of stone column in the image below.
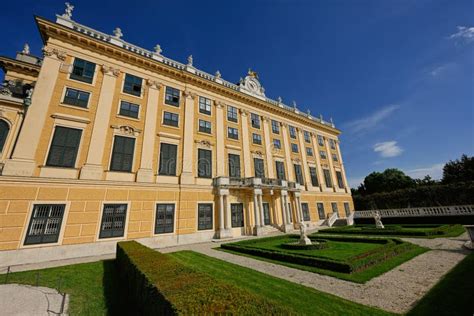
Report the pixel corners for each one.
[262,116,275,178]
[215,101,225,176]
[284,195,291,224]
[325,137,337,192]
[311,133,324,192]
[225,194,232,229]
[219,194,225,231]
[253,193,260,228]
[295,195,303,223]
[218,189,232,239]
[79,64,120,180]
[297,128,311,190]
[259,194,265,227]
[281,123,295,181]
[3,47,66,176]
[280,194,288,225]
[136,80,161,182]
[335,140,349,193]
[240,109,252,177]
[180,90,196,184]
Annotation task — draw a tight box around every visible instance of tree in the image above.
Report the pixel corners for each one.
[442,154,474,184]
[362,168,415,195]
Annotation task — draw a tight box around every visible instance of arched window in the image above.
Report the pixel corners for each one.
[0,120,10,153]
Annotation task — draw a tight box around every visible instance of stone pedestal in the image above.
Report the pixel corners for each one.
[464,225,474,250]
[253,226,264,236]
[281,224,294,233]
[1,159,36,177]
[218,228,233,239]
[79,164,104,180]
[136,168,154,182]
[376,221,385,229]
[299,236,312,245]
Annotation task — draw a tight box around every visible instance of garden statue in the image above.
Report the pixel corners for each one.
[299,222,312,245]
[373,211,384,229]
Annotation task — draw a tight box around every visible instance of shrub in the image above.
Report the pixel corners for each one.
[116,241,295,315]
[322,224,461,237]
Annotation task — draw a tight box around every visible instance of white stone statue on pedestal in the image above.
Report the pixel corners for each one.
[299,222,312,245]
[373,211,384,229]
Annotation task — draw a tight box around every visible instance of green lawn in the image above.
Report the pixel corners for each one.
[319,224,466,238]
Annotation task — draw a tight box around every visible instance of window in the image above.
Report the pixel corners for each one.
[119,100,139,118]
[275,161,286,180]
[159,143,177,176]
[289,125,297,139]
[331,202,339,214]
[254,158,265,178]
[329,139,336,150]
[163,111,179,127]
[273,139,281,149]
[70,58,95,84]
[231,203,244,227]
[99,204,127,239]
[294,164,304,185]
[332,153,338,162]
[0,120,9,152]
[291,143,299,153]
[320,150,327,159]
[24,204,65,245]
[228,154,241,178]
[306,147,313,156]
[317,203,325,219]
[252,133,262,145]
[301,203,310,221]
[263,203,270,225]
[110,136,135,172]
[123,73,142,96]
[198,203,213,230]
[165,86,180,106]
[309,167,319,187]
[46,126,82,168]
[304,131,311,143]
[288,203,293,222]
[199,96,211,114]
[227,105,238,122]
[228,127,239,140]
[155,204,175,234]
[344,202,351,217]
[336,171,345,189]
[317,135,324,146]
[63,88,90,108]
[251,113,260,128]
[198,148,212,178]
[271,120,280,134]
[198,119,211,134]
[323,169,332,188]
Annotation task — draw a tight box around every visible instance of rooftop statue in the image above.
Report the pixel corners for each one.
[62,2,74,19]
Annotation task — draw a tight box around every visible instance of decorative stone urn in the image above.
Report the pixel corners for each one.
[299,222,312,245]
[374,211,384,229]
[463,225,474,250]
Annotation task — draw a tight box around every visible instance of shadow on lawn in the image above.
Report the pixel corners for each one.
[102,260,133,315]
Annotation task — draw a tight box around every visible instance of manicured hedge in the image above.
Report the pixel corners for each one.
[116,241,295,315]
[321,224,462,237]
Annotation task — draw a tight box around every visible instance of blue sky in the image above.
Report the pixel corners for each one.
[1,0,473,187]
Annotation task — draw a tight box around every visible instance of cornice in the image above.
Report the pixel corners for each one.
[0,56,41,77]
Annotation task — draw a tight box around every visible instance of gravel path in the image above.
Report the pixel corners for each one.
[160,233,470,314]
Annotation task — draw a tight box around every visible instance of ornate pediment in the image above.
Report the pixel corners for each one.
[238,69,266,100]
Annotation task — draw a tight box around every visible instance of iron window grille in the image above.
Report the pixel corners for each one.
[70,58,95,84]
[46,126,82,168]
[323,169,333,188]
[199,96,211,114]
[254,158,265,178]
[309,167,319,187]
[275,161,286,180]
[123,73,143,96]
[155,204,175,234]
[271,120,280,134]
[227,105,238,122]
[252,133,262,145]
[291,143,299,153]
[99,204,127,239]
[289,126,297,139]
[110,136,135,172]
[317,135,324,146]
[320,150,327,159]
[24,204,65,245]
[294,164,304,185]
[317,203,326,219]
[228,127,239,140]
[163,111,179,127]
[251,113,260,129]
[336,171,345,189]
[63,88,90,108]
[198,203,213,230]
[306,147,313,156]
[119,100,140,118]
[198,148,212,178]
[165,86,180,106]
[228,154,241,178]
[304,131,311,143]
[0,120,9,152]
[198,119,212,134]
[273,139,281,149]
[158,143,177,176]
[302,203,311,221]
[231,203,244,227]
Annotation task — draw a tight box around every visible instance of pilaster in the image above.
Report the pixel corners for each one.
[180,90,196,184]
[297,128,311,190]
[325,137,337,192]
[240,109,252,177]
[262,116,275,178]
[311,133,324,192]
[336,140,349,193]
[281,122,295,181]
[215,101,225,176]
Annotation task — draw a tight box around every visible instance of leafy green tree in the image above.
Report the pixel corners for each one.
[363,168,415,194]
[442,154,474,184]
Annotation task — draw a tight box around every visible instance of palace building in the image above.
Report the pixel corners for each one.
[0,4,353,265]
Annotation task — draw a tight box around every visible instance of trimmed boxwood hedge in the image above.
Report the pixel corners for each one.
[321,224,461,237]
[116,241,295,315]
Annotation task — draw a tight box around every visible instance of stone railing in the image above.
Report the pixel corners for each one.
[327,212,339,227]
[214,177,287,190]
[354,205,474,219]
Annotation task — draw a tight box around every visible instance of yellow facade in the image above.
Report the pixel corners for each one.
[0,11,353,258]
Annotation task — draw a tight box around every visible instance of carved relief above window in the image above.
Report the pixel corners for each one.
[111,124,141,136]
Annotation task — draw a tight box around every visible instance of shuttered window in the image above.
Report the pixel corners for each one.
[228,154,241,178]
[310,167,319,187]
[24,204,65,245]
[99,204,127,239]
[302,203,310,221]
[46,126,82,168]
[254,158,265,178]
[159,143,177,176]
[198,203,213,230]
[275,161,286,180]
[198,149,212,178]
[110,136,135,172]
[294,164,304,185]
[155,204,175,234]
[70,58,95,84]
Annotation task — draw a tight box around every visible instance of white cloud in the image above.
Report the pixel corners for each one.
[373,141,403,158]
[404,163,444,180]
[449,26,474,42]
[344,104,399,135]
[430,65,447,77]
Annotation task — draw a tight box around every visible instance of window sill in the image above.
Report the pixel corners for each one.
[116,114,141,122]
[59,102,90,112]
[105,171,135,182]
[39,166,79,179]
[68,75,95,87]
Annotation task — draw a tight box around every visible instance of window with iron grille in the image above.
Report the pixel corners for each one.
[199,96,211,114]
[332,153,338,162]
[198,148,212,178]
[123,73,142,96]
[165,86,180,106]
[275,161,286,180]
[294,164,304,185]
[252,133,262,145]
[344,202,351,217]
[317,202,325,219]
[228,154,241,178]
[159,143,177,176]
[198,203,213,230]
[70,58,95,84]
[323,169,332,188]
[0,120,9,153]
[304,131,311,143]
[331,202,339,214]
[291,143,299,153]
[317,135,324,146]
[301,203,310,221]
[24,204,65,245]
[273,139,281,149]
[99,204,127,239]
[227,105,238,122]
[336,171,345,189]
[110,136,135,172]
[320,150,327,159]
[119,100,140,118]
[63,88,90,108]
[309,167,319,187]
[271,120,280,134]
[231,203,244,227]
[227,127,239,140]
[329,139,336,149]
[254,158,265,178]
[198,119,211,134]
[306,147,313,156]
[251,113,260,129]
[289,126,297,138]
[46,126,82,168]
[163,111,179,127]
[155,204,175,234]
